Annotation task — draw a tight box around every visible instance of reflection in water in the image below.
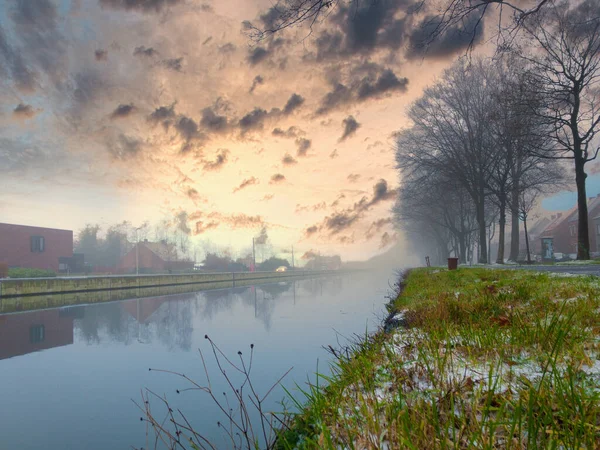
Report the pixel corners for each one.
[0,277,346,359]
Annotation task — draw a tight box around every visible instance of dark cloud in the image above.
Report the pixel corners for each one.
[282,153,297,165]
[301,250,319,259]
[219,42,236,53]
[110,103,135,119]
[283,93,304,115]
[203,149,229,171]
[305,226,318,237]
[296,138,311,157]
[10,0,66,86]
[95,49,108,61]
[148,103,176,130]
[0,26,36,92]
[239,107,268,133]
[13,103,38,119]
[134,46,158,57]
[195,220,219,234]
[233,177,259,192]
[347,173,361,183]
[66,70,107,125]
[175,116,206,152]
[200,3,213,12]
[249,75,264,93]
[186,188,203,202]
[248,46,270,65]
[370,179,396,205]
[107,134,142,160]
[270,173,285,184]
[272,126,303,138]
[307,179,397,236]
[407,13,485,60]
[163,57,183,72]
[329,149,339,158]
[366,217,392,239]
[340,115,360,141]
[99,0,183,13]
[317,68,408,115]
[200,107,229,133]
[202,36,213,45]
[311,0,413,61]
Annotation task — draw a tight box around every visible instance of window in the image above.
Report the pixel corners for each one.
[29,325,45,343]
[569,225,577,237]
[31,236,45,253]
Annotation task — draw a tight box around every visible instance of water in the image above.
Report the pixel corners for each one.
[0,271,395,449]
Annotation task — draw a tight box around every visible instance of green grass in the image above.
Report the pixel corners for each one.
[7,267,57,278]
[276,268,600,449]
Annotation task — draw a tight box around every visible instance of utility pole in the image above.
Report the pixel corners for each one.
[292,245,295,269]
[134,226,143,276]
[252,238,256,272]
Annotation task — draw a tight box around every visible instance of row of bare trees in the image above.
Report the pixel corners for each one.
[395,55,564,264]
[395,1,600,263]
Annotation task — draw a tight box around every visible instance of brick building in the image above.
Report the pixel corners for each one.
[0,223,73,272]
[119,240,194,273]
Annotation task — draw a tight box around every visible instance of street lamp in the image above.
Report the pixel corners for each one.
[134,226,144,275]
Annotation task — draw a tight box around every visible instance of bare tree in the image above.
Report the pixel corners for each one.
[396,58,499,263]
[520,0,600,259]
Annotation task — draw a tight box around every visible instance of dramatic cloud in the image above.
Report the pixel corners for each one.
[107,134,142,160]
[219,43,236,53]
[330,149,339,158]
[195,220,219,234]
[163,57,183,72]
[305,226,318,237]
[282,153,297,165]
[203,149,229,171]
[110,103,135,119]
[366,217,392,239]
[379,231,396,249]
[186,188,203,202]
[134,46,158,58]
[270,173,285,184]
[296,138,311,157]
[99,0,183,13]
[233,177,259,192]
[175,116,206,152]
[95,49,108,61]
[239,107,269,133]
[347,173,361,183]
[407,14,485,60]
[148,103,177,130]
[248,46,269,65]
[200,107,229,133]
[316,68,408,115]
[301,250,319,259]
[13,103,38,120]
[339,115,360,141]
[272,126,303,138]
[249,75,264,93]
[283,93,304,115]
[0,26,36,92]
[370,178,397,205]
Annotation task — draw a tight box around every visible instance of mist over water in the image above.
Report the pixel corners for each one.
[0,270,400,449]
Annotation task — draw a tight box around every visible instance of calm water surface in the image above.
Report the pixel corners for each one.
[0,271,396,450]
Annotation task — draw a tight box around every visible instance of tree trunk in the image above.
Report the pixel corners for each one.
[459,234,467,264]
[524,215,531,264]
[576,159,590,260]
[477,194,487,264]
[508,181,520,261]
[496,196,506,264]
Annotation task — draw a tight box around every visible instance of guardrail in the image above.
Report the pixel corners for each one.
[0,270,341,298]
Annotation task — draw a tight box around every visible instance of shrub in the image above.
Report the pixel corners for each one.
[8,268,57,278]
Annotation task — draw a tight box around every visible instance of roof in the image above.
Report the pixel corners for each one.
[140,241,179,262]
[540,206,577,236]
[0,222,72,233]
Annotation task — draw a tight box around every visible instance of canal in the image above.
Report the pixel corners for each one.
[0,270,395,449]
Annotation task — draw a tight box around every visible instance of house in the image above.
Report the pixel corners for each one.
[0,222,73,272]
[538,194,600,257]
[119,240,194,273]
[0,308,75,360]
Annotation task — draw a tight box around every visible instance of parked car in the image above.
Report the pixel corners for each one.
[275,266,288,272]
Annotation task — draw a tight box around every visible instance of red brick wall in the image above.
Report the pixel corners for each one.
[0,309,74,360]
[0,223,73,271]
[119,244,166,272]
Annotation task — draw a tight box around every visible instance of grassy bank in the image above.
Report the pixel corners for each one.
[278,268,600,449]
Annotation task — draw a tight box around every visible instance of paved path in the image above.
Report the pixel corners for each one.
[513,264,600,276]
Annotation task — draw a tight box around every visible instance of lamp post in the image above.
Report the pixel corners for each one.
[134,226,143,275]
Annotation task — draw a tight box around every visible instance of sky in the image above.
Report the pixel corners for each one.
[0,0,519,261]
